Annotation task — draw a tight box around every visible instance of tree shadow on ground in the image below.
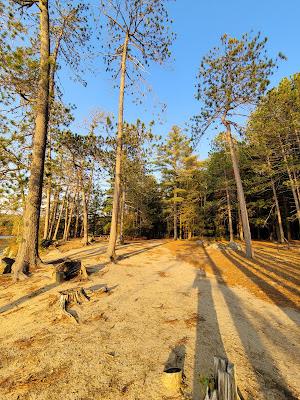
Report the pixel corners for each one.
[221,249,299,319]
[0,282,59,314]
[192,254,227,399]
[202,246,298,400]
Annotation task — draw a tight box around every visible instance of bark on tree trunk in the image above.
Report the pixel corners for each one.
[64,194,75,241]
[179,213,182,240]
[12,0,50,280]
[43,137,51,240]
[224,171,234,243]
[173,189,178,240]
[224,121,253,258]
[270,178,285,243]
[279,137,300,227]
[48,189,59,240]
[118,186,126,245]
[62,195,69,241]
[74,194,80,238]
[81,181,89,246]
[107,32,129,261]
[226,187,234,243]
[53,188,68,241]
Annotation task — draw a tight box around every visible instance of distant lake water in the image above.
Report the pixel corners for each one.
[0,236,13,255]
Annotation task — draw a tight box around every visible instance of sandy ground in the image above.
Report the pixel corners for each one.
[0,239,299,400]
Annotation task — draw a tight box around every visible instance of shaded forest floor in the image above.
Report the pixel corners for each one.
[0,239,299,400]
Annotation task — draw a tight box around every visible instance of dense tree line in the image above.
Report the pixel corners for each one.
[0,0,299,280]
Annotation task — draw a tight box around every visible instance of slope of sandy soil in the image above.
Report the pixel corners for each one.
[0,239,299,400]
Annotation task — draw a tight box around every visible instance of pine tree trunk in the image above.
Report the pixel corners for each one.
[53,189,68,241]
[65,195,75,240]
[224,121,253,258]
[12,0,50,280]
[81,182,89,246]
[173,189,178,240]
[224,171,234,243]
[270,178,285,243]
[226,187,234,243]
[119,186,125,245]
[107,33,129,261]
[179,213,182,240]
[74,194,80,238]
[237,204,244,241]
[48,189,59,240]
[43,138,51,240]
[62,195,69,241]
[278,136,300,227]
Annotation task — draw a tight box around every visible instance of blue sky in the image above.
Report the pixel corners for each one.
[60,0,300,160]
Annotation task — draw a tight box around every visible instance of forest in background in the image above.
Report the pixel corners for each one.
[0,0,299,280]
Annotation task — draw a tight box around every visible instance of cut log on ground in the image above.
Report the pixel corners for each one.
[204,356,242,400]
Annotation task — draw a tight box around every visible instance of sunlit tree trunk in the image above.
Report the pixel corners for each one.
[62,195,70,241]
[179,213,182,240]
[74,194,80,238]
[13,0,50,280]
[48,189,59,240]
[64,194,75,240]
[173,188,178,240]
[267,158,285,243]
[107,32,129,260]
[53,188,68,241]
[80,179,89,246]
[43,136,51,240]
[279,137,300,227]
[225,185,234,242]
[224,121,253,258]
[118,186,126,245]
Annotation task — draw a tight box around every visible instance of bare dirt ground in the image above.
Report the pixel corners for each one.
[0,239,299,400]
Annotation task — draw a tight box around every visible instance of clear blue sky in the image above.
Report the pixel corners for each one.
[60,0,300,159]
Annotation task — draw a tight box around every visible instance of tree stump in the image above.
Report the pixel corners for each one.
[59,287,90,322]
[204,357,241,400]
[58,286,109,323]
[53,259,88,282]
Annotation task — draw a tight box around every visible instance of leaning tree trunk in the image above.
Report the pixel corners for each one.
[107,32,129,261]
[12,0,50,280]
[224,121,253,258]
